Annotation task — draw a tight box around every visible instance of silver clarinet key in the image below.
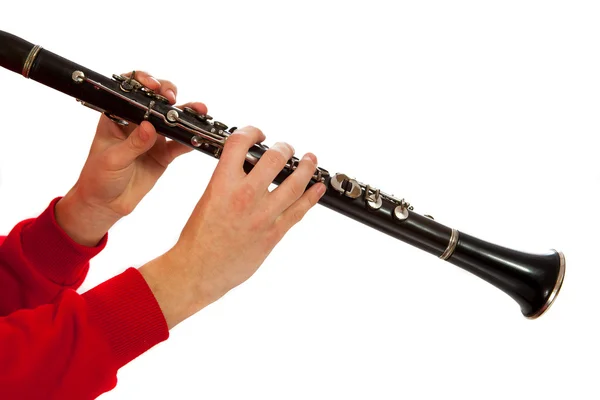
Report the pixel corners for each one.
[365,185,383,210]
[330,173,362,199]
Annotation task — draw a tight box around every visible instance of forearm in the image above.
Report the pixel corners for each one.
[0,268,168,399]
[0,197,107,314]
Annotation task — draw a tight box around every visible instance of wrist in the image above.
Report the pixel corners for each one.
[55,186,120,247]
[139,250,221,329]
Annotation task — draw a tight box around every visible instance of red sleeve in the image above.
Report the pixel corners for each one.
[0,197,107,316]
[0,268,169,399]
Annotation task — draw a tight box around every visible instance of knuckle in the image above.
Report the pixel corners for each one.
[127,136,144,152]
[129,133,143,148]
[287,180,303,199]
[230,182,256,211]
[290,208,306,224]
[286,207,306,227]
[237,182,257,202]
[265,226,284,246]
[250,214,270,232]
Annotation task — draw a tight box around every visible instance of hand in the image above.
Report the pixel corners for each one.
[55,71,207,246]
[139,126,326,329]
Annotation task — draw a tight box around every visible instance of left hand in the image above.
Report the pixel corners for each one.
[55,71,207,246]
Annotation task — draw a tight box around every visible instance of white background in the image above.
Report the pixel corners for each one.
[1,1,599,399]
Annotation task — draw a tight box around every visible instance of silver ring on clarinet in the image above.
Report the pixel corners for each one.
[22,45,42,78]
[440,229,459,260]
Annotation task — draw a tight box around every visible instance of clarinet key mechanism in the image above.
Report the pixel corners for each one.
[0,30,566,319]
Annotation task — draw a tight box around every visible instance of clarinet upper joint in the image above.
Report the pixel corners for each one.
[329,173,414,217]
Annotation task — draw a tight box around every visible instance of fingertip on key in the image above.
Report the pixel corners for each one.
[302,153,317,164]
[165,89,176,104]
[147,76,161,88]
[316,183,327,196]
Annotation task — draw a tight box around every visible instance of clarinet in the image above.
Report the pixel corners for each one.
[0,30,566,319]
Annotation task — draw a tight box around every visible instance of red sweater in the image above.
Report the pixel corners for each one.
[0,198,170,399]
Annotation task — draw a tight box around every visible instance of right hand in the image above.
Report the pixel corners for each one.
[140,126,326,329]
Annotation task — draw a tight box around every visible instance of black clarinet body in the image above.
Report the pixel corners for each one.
[0,30,565,318]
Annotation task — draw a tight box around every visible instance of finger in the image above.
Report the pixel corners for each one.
[217,126,266,176]
[246,142,294,193]
[166,139,194,161]
[115,71,162,137]
[176,101,208,119]
[275,182,326,234]
[97,113,130,139]
[105,121,158,170]
[157,79,178,104]
[162,101,207,162]
[122,70,161,91]
[269,153,317,214]
[121,71,177,104]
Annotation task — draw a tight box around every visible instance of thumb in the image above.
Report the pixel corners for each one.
[108,121,158,169]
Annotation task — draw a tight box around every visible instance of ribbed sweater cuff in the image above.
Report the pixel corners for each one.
[83,268,170,368]
[21,197,107,285]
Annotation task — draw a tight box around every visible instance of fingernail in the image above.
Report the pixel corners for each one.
[148,76,161,87]
[303,153,317,165]
[272,142,293,155]
[165,89,176,103]
[280,142,294,154]
[316,183,326,197]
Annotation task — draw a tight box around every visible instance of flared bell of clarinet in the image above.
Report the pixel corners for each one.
[447,232,565,318]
